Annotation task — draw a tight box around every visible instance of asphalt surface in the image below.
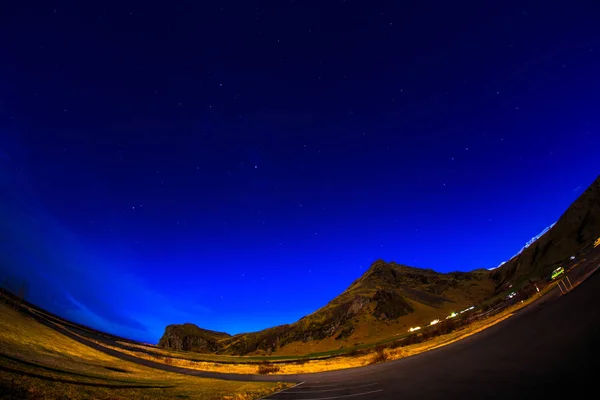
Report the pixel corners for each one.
[23,265,600,399]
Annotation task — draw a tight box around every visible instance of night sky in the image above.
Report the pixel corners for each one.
[1,1,599,343]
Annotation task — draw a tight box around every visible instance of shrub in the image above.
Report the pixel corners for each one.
[369,345,390,364]
[348,348,361,357]
[437,319,456,335]
[404,334,423,345]
[421,329,435,341]
[257,361,280,374]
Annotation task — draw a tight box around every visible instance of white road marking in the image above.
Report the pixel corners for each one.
[284,389,384,400]
[259,381,304,400]
[305,379,372,387]
[285,383,379,393]
[301,382,372,388]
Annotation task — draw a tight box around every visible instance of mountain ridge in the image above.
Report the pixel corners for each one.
[491,175,600,289]
[159,261,494,355]
[158,175,600,356]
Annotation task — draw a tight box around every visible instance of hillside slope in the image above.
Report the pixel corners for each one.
[491,175,600,289]
[160,262,494,356]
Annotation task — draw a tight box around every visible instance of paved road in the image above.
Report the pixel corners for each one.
[27,267,600,399]
[262,267,600,399]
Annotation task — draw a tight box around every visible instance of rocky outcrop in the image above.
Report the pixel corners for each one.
[157,323,229,352]
[372,289,414,320]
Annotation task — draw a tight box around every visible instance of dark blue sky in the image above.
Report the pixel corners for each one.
[1,0,599,343]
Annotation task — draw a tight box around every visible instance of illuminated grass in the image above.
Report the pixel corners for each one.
[0,303,291,399]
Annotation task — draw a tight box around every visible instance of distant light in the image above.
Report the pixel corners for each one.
[430,319,440,326]
[570,256,576,260]
[446,312,458,319]
[408,326,421,333]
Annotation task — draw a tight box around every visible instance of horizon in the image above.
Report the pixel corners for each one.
[0,198,589,342]
[0,214,573,343]
[1,1,600,343]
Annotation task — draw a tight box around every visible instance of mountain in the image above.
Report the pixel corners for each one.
[491,175,600,288]
[157,323,230,352]
[159,262,495,356]
[158,175,600,356]
[489,223,556,270]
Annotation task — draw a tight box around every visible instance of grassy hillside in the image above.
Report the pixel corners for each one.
[0,301,289,400]
[491,175,600,290]
[161,262,495,356]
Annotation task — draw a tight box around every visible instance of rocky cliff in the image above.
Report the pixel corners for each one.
[157,323,230,352]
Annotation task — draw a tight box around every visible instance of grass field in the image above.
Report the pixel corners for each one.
[0,303,290,400]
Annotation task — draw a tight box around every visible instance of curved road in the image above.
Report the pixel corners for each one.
[30,268,600,399]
